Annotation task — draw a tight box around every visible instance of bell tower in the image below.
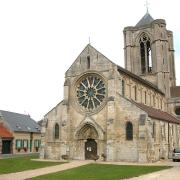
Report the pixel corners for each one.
[123,12,176,97]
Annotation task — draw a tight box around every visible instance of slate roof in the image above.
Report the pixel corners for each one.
[0,110,41,133]
[134,102,180,124]
[171,86,180,98]
[135,12,154,27]
[0,123,13,138]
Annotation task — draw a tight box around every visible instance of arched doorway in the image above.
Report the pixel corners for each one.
[75,123,99,160]
[85,139,97,159]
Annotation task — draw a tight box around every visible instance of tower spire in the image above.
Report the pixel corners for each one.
[89,36,91,45]
[144,0,150,13]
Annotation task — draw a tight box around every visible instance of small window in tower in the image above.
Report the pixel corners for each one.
[175,107,180,115]
[147,40,152,73]
[140,42,146,74]
[87,55,90,69]
[139,33,152,74]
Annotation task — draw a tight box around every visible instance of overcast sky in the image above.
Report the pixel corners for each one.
[0,0,180,121]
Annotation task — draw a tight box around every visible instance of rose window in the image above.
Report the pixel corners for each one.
[76,74,106,111]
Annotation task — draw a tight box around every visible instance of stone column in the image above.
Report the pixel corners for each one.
[39,119,47,159]
[106,70,116,161]
[138,114,148,162]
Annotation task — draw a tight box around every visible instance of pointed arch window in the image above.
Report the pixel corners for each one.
[87,55,90,69]
[134,86,137,101]
[152,122,156,138]
[139,33,152,74]
[122,79,125,97]
[54,123,59,139]
[126,122,133,140]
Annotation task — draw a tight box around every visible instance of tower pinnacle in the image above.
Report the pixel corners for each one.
[144,0,150,13]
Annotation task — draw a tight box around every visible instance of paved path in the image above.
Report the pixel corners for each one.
[0,160,91,180]
[128,166,180,180]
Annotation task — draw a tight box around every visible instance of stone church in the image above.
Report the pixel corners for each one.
[40,12,180,162]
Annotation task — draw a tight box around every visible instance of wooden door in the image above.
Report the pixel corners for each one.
[2,140,11,154]
[85,139,97,160]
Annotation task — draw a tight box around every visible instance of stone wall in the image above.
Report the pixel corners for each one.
[41,44,180,162]
[13,132,41,154]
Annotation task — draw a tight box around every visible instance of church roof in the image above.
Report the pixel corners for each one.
[0,110,41,133]
[117,66,164,95]
[135,12,154,27]
[134,102,180,124]
[171,86,180,98]
[0,123,13,138]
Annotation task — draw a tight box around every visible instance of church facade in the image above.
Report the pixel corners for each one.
[40,12,180,162]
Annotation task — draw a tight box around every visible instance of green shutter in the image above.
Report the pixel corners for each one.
[34,140,37,147]
[38,140,41,147]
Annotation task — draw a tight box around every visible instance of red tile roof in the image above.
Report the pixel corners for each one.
[134,102,180,124]
[0,123,13,138]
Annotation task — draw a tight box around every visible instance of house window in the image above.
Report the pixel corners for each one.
[126,122,133,140]
[34,139,41,148]
[55,123,60,139]
[139,33,152,74]
[16,139,22,149]
[122,80,125,96]
[23,139,28,148]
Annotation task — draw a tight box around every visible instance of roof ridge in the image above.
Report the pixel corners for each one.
[0,110,30,117]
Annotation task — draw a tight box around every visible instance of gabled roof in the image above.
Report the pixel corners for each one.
[171,86,180,98]
[135,12,154,27]
[134,102,180,124]
[0,110,41,133]
[0,123,13,138]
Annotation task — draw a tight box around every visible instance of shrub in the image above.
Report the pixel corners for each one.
[61,155,69,160]
[91,154,99,161]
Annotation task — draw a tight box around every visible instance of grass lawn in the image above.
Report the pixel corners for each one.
[30,163,171,180]
[0,155,65,174]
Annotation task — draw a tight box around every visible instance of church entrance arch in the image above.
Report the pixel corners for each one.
[85,139,97,159]
[75,123,99,160]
